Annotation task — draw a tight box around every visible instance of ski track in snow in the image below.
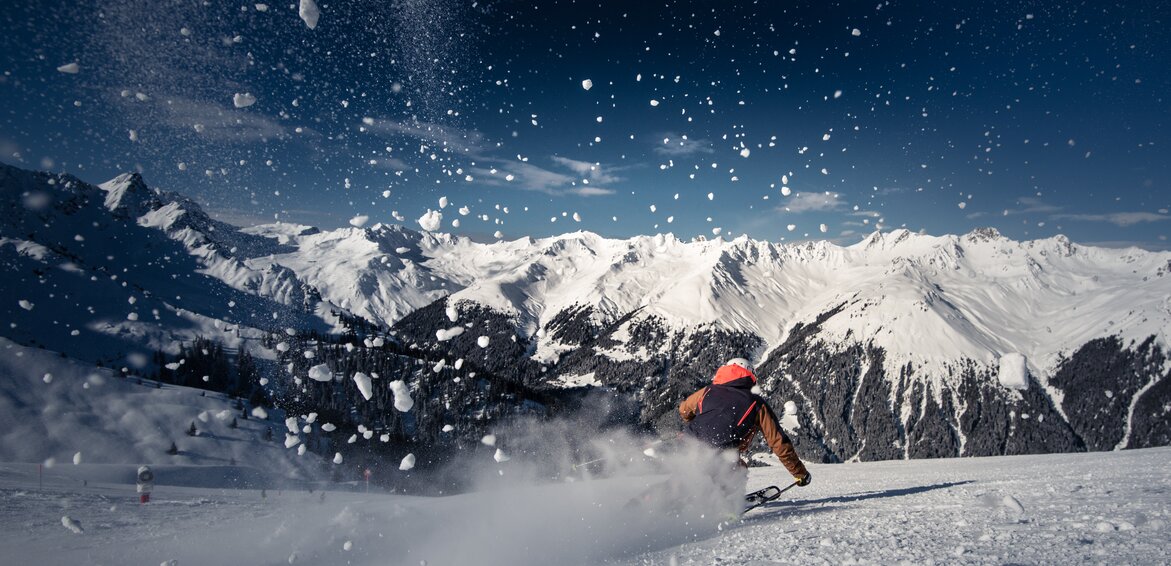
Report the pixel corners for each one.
[0,448,1167,565]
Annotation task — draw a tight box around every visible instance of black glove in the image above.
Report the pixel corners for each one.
[795,471,811,487]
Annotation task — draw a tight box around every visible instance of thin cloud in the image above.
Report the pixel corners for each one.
[1052,212,1169,227]
[779,192,848,213]
[368,156,412,171]
[158,96,288,142]
[1003,196,1061,215]
[653,132,714,156]
[566,186,616,196]
[362,118,490,156]
[471,160,616,197]
[550,156,622,184]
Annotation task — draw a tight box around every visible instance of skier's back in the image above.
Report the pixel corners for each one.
[679,358,811,486]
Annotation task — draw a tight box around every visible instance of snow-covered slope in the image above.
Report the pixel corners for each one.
[0,337,324,479]
[1,442,1167,565]
[0,163,339,366]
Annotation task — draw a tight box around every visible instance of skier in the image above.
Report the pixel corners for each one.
[679,358,811,487]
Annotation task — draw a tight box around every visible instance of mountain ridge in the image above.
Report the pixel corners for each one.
[2,162,1169,464]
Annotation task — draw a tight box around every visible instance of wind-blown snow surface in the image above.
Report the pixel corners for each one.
[1,447,1167,565]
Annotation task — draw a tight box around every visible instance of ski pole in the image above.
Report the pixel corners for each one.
[571,438,666,470]
[776,479,800,496]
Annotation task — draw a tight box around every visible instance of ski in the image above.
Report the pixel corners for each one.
[743,480,801,513]
[743,485,782,512]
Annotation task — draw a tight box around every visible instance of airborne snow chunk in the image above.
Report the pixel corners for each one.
[436,327,464,341]
[349,215,368,227]
[1002,494,1025,514]
[418,209,442,231]
[56,63,79,74]
[399,453,416,471]
[308,363,332,382]
[781,400,801,431]
[476,336,490,348]
[389,380,413,412]
[998,353,1029,390]
[299,0,320,29]
[332,452,343,464]
[353,372,373,400]
[481,434,497,446]
[61,516,83,534]
[493,448,510,463]
[233,93,257,108]
[581,78,593,90]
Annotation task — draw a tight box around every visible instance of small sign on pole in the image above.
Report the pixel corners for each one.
[136,465,154,504]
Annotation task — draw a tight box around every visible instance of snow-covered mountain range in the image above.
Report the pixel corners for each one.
[2,162,1169,465]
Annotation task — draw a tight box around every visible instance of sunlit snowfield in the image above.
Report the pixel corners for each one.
[2,447,1167,565]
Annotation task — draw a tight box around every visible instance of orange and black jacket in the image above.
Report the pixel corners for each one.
[679,365,809,479]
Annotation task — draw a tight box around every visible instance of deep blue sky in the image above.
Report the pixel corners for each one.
[2,1,1168,248]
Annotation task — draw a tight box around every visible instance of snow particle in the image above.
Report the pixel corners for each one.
[493,448,510,463]
[1002,495,1025,514]
[233,93,257,108]
[333,452,343,464]
[56,63,80,74]
[353,372,373,401]
[389,380,414,412]
[349,215,369,227]
[481,434,497,446]
[299,0,320,29]
[418,209,442,232]
[399,453,416,471]
[436,327,465,341]
[581,78,593,91]
[476,335,490,348]
[61,516,84,534]
[308,363,332,382]
[851,28,862,37]
[998,353,1029,390]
